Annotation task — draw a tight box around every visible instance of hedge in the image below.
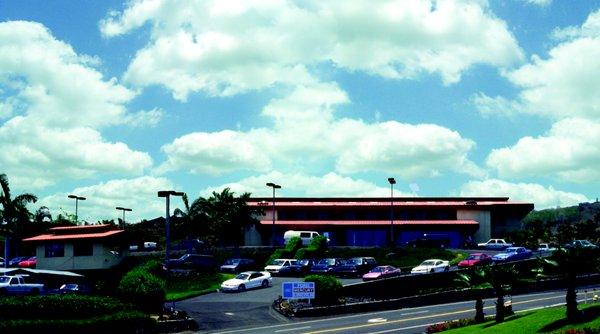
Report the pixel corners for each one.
[0,310,156,334]
[0,295,130,320]
[266,237,304,265]
[295,236,328,259]
[118,265,166,313]
[304,274,343,306]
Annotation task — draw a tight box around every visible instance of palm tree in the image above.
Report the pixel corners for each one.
[0,173,37,267]
[454,269,490,322]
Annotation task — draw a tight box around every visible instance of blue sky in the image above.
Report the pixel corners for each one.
[1,0,599,222]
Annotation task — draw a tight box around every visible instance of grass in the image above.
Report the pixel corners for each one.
[165,272,235,301]
[443,304,600,333]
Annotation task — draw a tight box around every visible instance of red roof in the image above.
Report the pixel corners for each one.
[258,220,478,226]
[23,230,124,242]
[49,224,112,231]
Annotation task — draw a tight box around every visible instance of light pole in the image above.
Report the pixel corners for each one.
[388,178,396,247]
[158,190,184,275]
[115,207,132,229]
[266,182,281,247]
[68,195,86,225]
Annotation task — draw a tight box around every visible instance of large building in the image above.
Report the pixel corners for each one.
[246,197,533,247]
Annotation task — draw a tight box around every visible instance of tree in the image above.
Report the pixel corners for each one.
[0,173,37,267]
[484,264,517,323]
[454,269,489,322]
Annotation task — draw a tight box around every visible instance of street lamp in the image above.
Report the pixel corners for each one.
[158,190,184,275]
[388,178,396,246]
[68,195,86,225]
[115,207,132,229]
[266,182,281,247]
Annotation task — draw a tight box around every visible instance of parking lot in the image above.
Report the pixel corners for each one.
[176,276,361,332]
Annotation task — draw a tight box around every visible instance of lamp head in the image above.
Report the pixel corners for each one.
[388,177,396,185]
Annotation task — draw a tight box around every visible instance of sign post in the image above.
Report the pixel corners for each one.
[282,282,315,304]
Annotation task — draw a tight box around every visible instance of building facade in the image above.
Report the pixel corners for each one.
[246,197,533,247]
[23,224,125,271]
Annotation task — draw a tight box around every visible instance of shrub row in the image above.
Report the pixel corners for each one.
[304,274,343,306]
[295,236,328,260]
[0,295,130,320]
[0,310,156,334]
[118,262,166,313]
[266,237,304,265]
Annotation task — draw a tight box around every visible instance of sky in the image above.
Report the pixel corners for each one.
[1,0,599,223]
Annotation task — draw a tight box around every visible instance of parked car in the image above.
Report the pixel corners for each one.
[457,253,493,268]
[284,230,328,246]
[477,239,513,250]
[0,257,4,267]
[277,259,317,276]
[537,243,557,253]
[220,258,255,273]
[309,258,343,274]
[8,256,27,267]
[220,271,272,292]
[164,254,217,271]
[410,259,450,275]
[492,247,532,263]
[18,256,36,268]
[362,265,402,281]
[564,240,598,249]
[50,283,91,295]
[333,257,378,277]
[0,275,44,295]
[264,259,297,275]
[407,234,451,249]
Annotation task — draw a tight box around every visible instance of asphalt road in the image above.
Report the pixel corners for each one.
[176,276,361,332]
[214,285,600,334]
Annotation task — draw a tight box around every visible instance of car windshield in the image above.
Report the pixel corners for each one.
[318,259,335,265]
[0,277,9,283]
[345,258,362,265]
[270,260,286,266]
[61,284,78,290]
[225,259,241,265]
[505,248,518,253]
[235,273,250,280]
[371,266,386,272]
[421,260,436,266]
[466,255,482,260]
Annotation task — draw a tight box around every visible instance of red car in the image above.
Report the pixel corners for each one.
[458,253,492,268]
[18,256,37,268]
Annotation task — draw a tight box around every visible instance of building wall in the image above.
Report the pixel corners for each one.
[457,209,491,243]
[35,242,123,271]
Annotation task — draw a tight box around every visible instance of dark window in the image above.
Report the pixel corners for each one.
[45,243,65,257]
[73,243,93,257]
[300,232,311,238]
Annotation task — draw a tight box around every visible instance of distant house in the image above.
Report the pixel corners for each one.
[23,224,125,271]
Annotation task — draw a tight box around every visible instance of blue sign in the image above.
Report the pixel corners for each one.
[282,282,315,299]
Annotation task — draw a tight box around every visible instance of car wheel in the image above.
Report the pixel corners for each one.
[238,284,246,292]
[0,288,7,296]
[444,266,450,272]
[30,288,40,295]
[262,280,269,288]
[430,268,435,273]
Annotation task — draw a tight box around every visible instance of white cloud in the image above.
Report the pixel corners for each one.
[471,93,524,118]
[101,0,523,100]
[0,21,152,189]
[200,171,414,198]
[158,81,481,179]
[486,118,600,182]
[122,108,164,127]
[521,0,552,7]
[460,179,588,209]
[39,176,175,223]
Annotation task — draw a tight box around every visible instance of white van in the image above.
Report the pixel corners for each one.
[284,230,324,246]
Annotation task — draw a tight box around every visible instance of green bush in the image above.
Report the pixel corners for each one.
[0,310,156,334]
[0,295,130,320]
[295,235,328,259]
[266,237,303,265]
[285,236,303,254]
[304,274,343,306]
[118,266,166,313]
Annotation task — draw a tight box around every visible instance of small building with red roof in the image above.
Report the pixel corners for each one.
[23,224,125,271]
[246,197,533,247]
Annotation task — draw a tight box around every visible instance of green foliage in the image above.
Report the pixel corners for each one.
[118,264,166,313]
[295,235,329,259]
[166,272,235,301]
[285,236,303,253]
[0,295,130,320]
[0,310,156,334]
[304,274,343,306]
[267,237,305,265]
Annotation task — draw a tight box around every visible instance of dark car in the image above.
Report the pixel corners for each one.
[309,258,343,274]
[278,259,317,276]
[333,257,378,277]
[50,283,91,295]
[407,234,451,248]
[492,247,532,263]
[165,254,217,271]
[220,258,255,273]
[563,240,598,249]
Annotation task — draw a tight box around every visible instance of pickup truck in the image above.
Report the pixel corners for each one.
[477,239,513,250]
[0,275,45,295]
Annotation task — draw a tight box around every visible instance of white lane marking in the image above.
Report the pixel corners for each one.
[225,312,235,316]
[367,318,387,323]
[275,326,312,333]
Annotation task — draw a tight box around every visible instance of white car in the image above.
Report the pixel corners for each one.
[537,243,557,253]
[220,271,272,292]
[410,259,450,275]
[477,239,512,250]
[264,259,297,275]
